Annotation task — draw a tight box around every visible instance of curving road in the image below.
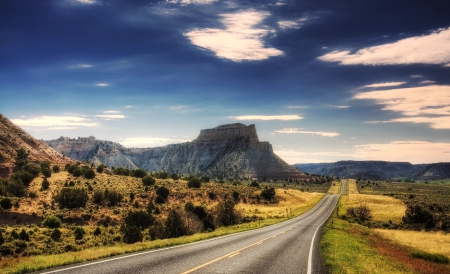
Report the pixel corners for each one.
[36,193,341,274]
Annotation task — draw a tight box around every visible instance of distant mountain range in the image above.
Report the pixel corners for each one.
[294,161,450,180]
[45,123,307,180]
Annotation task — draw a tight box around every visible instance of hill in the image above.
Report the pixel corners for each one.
[46,123,306,180]
[293,161,427,180]
[411,162,450,180]
[0,114,72,177]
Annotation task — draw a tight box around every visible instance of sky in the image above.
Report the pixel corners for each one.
[1,0,450,165]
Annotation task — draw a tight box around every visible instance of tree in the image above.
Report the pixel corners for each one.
[96,165,104,173]
[214,199,241,227]
[41,168,52,178]
[132,169,147,178]
[41,178,50,190]
[84,169,95,179]
[74,227,85,240]
[156,186,169,199]
[260,186,276,200]
[6,179,27,197]
[10,170,35,186]
[24,164,41,176]
[51,228,61,241]
[52,165,60,173]
[250,181,260,187]
[42,215,61,228]
[122,225,143,243]
[142,175,156,186]
[403,205,434,225]
[165,209,187,238]
[0,198,12,210]
[347,205,373,223]
[15,147,29,167]
[56,188,88,209]
[125,211,154,230]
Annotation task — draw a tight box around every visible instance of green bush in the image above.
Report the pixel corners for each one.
[92,190,103,204]
[125,211,154,230]
[74,227,85,240]
[0,197,13,209]
[132,169,147,178]
[96,165,104,173]
[41,168,52,178]
[84,169,95,179]
[187,178,201,188]
[40,161,51,171]
[51,228,61,241]
[56,188,88,209]
[250,181,260,187]
[214,199,241,227]
[42,215,61,228]
[24,164,40,176]
[156,186,169,199]
[104,189,123,206]
[142,175,156,186]
[122,225,143,243]
[260,186,276,200]
[165,209,187,238]
[10,171,35,186]
[114,167,131,176]
[19,228,30,241]
[41,178,50,190]
[6,179,27,197]
[52,165,60,173]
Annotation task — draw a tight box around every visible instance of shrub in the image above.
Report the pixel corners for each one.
[155,194,165,204]
[142,175,156,186]
[156,186,169,199]
[232,191,240,201]
[148,222,165,240]
[41,168,52,178]
[11,171,35,186]
[347,205,373,223]
[52,165,60,173]
[42,215,61,228]
[114,167,131,176]
[72,168,82,177]
[6,180,27,197]
[56,188,88,209]
[200,176,210,183]
[0,231,4,245]
[403,205,434,225]
[51,228,61,241]
[96,165,104,173]
[214,199,241,227]
[165,209,187,238]
[260,186,276,200]
[19,228,30,241]
[170,173,179,180]
[250,181,260,187]
[74,227,85,240]
[132,169,147,178]
[121,225,143,243]
[0,197,13,210]
[125,211,154,230]
[84,169,95,179]
[15,147,29,167]
[154,171,168,179]
[104,189,123,206]
[187,178,201,188]
[41,178,50,190]
[24,164,40,176]
[93,227,101,237]
[40,161,51,170]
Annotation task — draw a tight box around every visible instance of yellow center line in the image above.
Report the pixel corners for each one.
[180,226,296,274]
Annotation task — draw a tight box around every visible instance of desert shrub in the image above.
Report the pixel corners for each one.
[403,204,434,225]
[132,169,147,178]
[114,167,131,176]
[121,225,143,243]
[200,176,210,183]
[51,228,61,241]
[11,230,19,239]
[29,191,37,198]
[56,188,88,209]
[347,204,373,223]
[142,175,156,186]
[52,165,60,173]
[41,178,50,190]
[170,173,179,180]
[232,191,240,201]
[0,231,4,245]
[42,215,61,228]
[40,161,51,170]
[15,147,29,167]
[0,242,15,256]
[23,164,40,176]
[154,171,168,179]
[74,227,85,240]
[19,229,29,241]
[260,186,276,200]
[186,204,215,231]
[148,222,165,240]
[6,180,27,197]
[165,209,187,238]
[214,199,241,227]
[93,227,101,237]
[187,177,201,188]
[10,171,35,186]
[146,201,155,214]
[125,211,154,230]
[72,168,82,177]
[0,197,13,209]
[182,210,204,235]
[84,169,95,179]
[104,189,123,206]
[250,181,260,187]
[155,194,165,204]
[156,186,169,199]
[41,168,52,178]
[96,165,104,173]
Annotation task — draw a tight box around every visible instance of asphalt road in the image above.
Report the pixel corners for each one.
[36,193,340,274]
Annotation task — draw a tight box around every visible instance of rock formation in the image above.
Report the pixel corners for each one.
[46,123,306,180]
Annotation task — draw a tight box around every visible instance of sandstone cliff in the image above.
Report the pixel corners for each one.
[46,123,306,180]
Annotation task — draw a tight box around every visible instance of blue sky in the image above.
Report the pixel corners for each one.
[1,0,450,164]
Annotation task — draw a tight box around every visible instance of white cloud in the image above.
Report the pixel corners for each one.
[125,105,135,109]
[95,83,109,87]
[169,105,185,111]
[354,141,450,164]
[11,116,99,129]
[278,17,310,30]
[354,85,450,129]
[73,0,98,4]
[420,80,436,84]
[103,110,120,114]
[330,105,350,109]
[184,10,283,61]
[274,128,340,137]
[120,137,190,148]
[69,64,92,68]
[359,82,407,89]
[179,0,217,4]
[95,115,125,119]
[288,105,308,109]
[318,27,450,66]
[228,115,303,121]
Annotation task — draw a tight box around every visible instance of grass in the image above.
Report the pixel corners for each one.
[411,251,449,264]
[374,229,450,257]
[347,179,359,194]
[327,181,341,194]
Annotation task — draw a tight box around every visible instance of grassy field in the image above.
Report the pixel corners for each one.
[327,181,341,194]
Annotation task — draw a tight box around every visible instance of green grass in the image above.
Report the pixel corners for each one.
[321,201,415,274]
[411,251,450,264]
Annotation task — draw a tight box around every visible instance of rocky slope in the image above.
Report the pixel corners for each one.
[411,162,450,180]
[0,114,72,174]
[46,123,306,180]
[294,161,427,180]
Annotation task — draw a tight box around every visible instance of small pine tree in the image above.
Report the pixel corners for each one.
[41,178,50,190]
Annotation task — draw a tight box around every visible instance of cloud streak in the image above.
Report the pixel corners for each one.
[275,128,340,137]
[11,116,99,129]
[184,10,283,61]
[229,115,303,121]
[318,27,450,66]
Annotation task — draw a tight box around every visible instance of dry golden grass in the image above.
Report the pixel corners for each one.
[347,179,359,194]
[236,189,323,219]
[375,229,450,257]
[327,181,340,194]
[341,194,406,223]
